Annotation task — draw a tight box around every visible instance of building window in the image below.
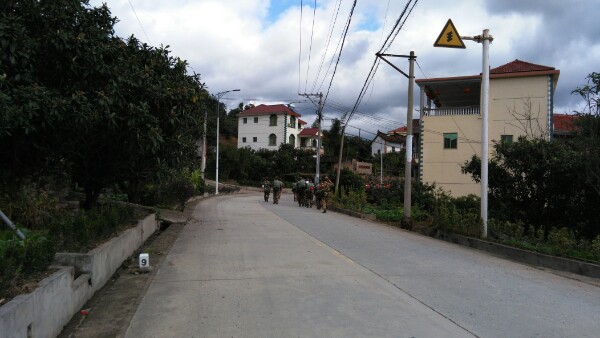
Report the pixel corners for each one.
[253,137,257,142]
[290,116,296,128]
[242,137,246,143]
[501,135,513,144]
[301,138,306,147]
[312,139,317,148]
[269,134,277,146]
[254,117,258,123]
[443,133,457,149]
[289,134,295,146]
[243,118,247,124]
[392,146,396,153]
[269,114,277,126]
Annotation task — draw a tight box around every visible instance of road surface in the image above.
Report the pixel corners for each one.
[125,192,600,337]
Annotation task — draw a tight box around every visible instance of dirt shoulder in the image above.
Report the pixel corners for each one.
[58,208,193,338]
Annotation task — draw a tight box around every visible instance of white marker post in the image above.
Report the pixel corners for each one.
[139,253,150,269]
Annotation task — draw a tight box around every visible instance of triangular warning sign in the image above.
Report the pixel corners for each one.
[434,19,466,49]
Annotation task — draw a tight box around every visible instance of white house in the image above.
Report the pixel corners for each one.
[371,131,406,156]
[237,104,303,150]
[298,127,324,154]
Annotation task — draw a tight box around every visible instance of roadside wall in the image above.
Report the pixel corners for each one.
[0,213,158,338]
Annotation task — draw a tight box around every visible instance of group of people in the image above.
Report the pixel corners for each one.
[262,176,333,213]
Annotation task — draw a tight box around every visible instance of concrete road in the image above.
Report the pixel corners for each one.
[126,192,600,337]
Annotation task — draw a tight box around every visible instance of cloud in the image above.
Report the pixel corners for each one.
[91,0,600,134]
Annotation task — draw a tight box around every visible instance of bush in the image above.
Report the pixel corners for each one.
[0,231,56,297]
[331,189,366,212]
[49,204,136,253]
[7,183,59,229]
[431,189,481,237]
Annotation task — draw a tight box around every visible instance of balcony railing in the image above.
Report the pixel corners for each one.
[423,105,480,116]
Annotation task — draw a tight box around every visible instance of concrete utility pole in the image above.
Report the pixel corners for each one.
[375,51,417,220]
[299,92,323,185]
[335,123,346,195]
[462,29,493,238]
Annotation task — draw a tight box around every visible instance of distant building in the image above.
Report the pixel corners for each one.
[552,113,578,139]
[371,131,406,156]
[417,59,560,196]
[237,104,303,150]
[298,127,323,154]
[334,159,372,176]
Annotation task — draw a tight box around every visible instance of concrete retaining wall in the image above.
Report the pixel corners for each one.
[0,213,158,338]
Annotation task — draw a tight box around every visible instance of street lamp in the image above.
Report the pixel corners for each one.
[215,89,240,195]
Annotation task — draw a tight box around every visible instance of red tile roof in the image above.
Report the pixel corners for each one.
[491,59,554,74]
[554,114,578,132]
[239,104,301,117]
[416,59,559,84]
[298,119,307,125]
[388,119,419,134]
[374,131,406,143]
[299,127,318,136]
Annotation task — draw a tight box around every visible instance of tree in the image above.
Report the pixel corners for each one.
[0,0,207,208]
[572,72,600,196]
[461,138,597,239]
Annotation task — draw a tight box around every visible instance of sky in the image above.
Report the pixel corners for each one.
[89,0,600,138]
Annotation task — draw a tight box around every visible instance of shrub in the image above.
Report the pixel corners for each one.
[0,231,56,297]
[49,204,136,253]
[8,184,59,229]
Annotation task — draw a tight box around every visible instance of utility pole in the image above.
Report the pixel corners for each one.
[375,51,417,221]
[433,19,493,238]
[299,92,323,185]
[335,123,346,196]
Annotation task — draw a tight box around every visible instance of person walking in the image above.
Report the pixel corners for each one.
[318,176,333,213]
[295,177,307,207]
[272,176,284,204]
[305,178,315,208]
[262,177,271,202]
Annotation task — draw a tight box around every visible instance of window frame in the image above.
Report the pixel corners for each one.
[501,134,513,145]
[243,117,247,124]
[443,133,458,149]
[269,114,277,126]
[254,117,258,123]
[269,133,277,146]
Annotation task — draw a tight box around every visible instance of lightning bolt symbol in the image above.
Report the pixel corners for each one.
[446,32,453,42]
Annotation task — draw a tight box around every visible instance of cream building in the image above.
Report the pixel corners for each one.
[417,60,560,196]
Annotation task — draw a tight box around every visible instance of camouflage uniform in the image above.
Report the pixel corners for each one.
[262,179,271,202]
[272,177,284,204]
[296,178,307,207]
[318,177,333,213]
[305,179,315,208]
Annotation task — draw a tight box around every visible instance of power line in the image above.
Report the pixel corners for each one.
[128,0,151,44]
[322,0,358,107]
[303,0,318,92]
[311,0,342,93]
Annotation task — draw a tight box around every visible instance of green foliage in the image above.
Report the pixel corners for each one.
[489,220,600,263]
[462,136,599,240]
[371,151,405,178]
[0,231,56,296]
[431,189,481,237]
[0,0,208,209]
[334,168,364,194]
[8,183,59,229]
[48,204,136,253]
[363,204,429,222]
[331,189,366,212]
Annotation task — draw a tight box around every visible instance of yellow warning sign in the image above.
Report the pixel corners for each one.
[434,19,466,49]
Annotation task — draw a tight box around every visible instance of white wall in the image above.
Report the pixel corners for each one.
[238,114,302,151]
